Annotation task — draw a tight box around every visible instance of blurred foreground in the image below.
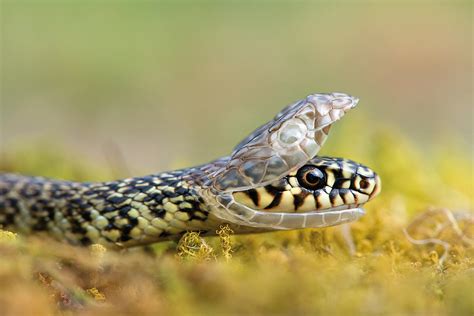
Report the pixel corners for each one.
[0,123,472,315]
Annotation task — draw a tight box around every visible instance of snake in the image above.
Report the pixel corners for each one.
[0,93,381,248]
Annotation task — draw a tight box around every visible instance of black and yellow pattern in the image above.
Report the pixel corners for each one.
[233,157,380,213]
[0,171,212,247]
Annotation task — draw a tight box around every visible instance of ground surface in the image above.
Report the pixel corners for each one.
[0,126,472,316]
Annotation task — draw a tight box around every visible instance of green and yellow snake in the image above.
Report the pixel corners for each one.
[0,93,381,248]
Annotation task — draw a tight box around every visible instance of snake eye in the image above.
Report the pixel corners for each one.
[296,166,327,190]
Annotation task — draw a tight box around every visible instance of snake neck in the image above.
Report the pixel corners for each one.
[0,169,224,248]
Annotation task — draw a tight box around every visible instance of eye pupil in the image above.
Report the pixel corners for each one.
[305,170,322,185]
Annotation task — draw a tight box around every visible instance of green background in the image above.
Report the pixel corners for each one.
[0,2,473,315]
[1,1,472,175]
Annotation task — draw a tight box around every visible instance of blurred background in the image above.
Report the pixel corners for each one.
[1,1,472,177]
[0,3,473,314]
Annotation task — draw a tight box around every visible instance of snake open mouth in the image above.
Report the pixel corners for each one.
[203,92,382,230]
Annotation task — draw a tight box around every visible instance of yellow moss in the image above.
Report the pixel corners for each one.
[0,230,18,243]
[217,224,234,261]
[86,288,106,302]
[177,232,215,261]
[89,243,107,259]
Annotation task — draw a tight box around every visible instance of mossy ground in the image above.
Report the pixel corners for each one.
[0,124,472,316]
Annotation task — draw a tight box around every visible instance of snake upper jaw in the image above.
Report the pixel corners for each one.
[209,93,360,193]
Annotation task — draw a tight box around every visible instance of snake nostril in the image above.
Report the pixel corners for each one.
[359,179,370,190]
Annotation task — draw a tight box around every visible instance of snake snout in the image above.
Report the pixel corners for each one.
[351,171,381,203]
[369,174,382,200]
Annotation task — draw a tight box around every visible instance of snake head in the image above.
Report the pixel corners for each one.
[200,92,381,229]
[229,156,381,228]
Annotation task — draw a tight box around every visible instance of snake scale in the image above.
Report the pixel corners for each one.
[0,93,381,248]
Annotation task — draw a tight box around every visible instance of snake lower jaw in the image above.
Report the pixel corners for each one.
[212,199,366,230]
[245,206,366,230]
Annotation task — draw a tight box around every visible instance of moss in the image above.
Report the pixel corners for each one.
[86,287,106,302]
[177,232,215,262]
[216,224,234,261]
[0,230,18,243]
[0,125,472,315]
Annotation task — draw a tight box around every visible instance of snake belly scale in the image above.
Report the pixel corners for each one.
[0,93,381,248]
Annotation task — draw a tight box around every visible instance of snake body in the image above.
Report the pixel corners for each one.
[0,93,381,248]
